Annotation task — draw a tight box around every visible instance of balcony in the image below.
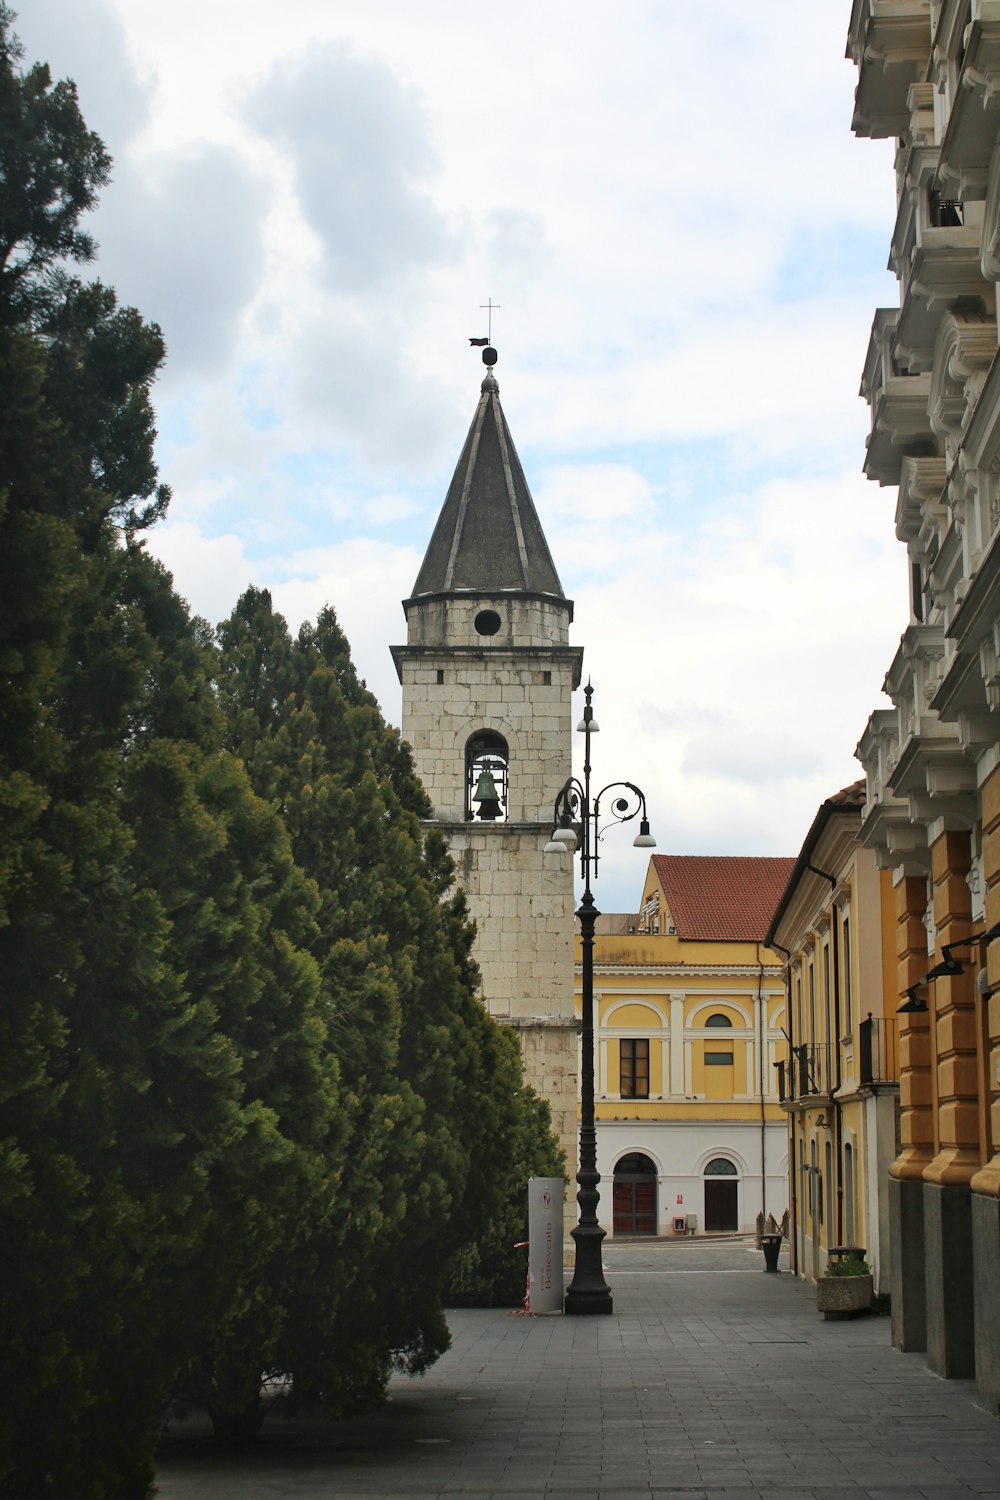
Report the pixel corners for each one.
[848,0,932,138]
[894,193,990,371]
[784,1042,835,1102]
[861,311,938,483]
[862,345,935,488]
[859,1013,900,1085]
[937,10,1000,198]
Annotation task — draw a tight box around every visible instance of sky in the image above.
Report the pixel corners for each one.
[19,0,906,913]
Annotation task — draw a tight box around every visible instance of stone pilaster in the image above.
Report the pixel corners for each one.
[923,829,977,1379]
[889,873,933,1352]
[972,763,1000,1408]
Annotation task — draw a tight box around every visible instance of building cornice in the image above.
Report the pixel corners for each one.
[581,964,787,980]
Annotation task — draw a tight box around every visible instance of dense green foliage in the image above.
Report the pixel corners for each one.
[0,14,563,1497]
[445,1081,565,1308]
[824,1256,871,1278]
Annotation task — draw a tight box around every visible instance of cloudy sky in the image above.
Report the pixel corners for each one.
[20,0,905,912]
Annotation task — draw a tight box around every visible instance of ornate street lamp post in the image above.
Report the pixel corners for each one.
[545,681,655,1315]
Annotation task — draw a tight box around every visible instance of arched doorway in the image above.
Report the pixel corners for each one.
[613,1153,657,1236]
[703,1156,739,1232]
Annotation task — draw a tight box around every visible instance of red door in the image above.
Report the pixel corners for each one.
[612,1155,657,1235]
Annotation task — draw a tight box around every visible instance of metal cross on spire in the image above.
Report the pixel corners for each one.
[470,298,500,349]
[469,298,500,368]
[480,297,500,343]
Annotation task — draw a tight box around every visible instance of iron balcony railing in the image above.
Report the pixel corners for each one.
[779,1044,833,1104]
[859,1013,900,1086]
[785,1042,834,1101]
[776,1020,899,1104]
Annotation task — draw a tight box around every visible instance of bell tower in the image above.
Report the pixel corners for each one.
[391,351,582,1163]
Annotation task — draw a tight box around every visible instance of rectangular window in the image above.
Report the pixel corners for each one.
[704,1051,734,1066]
[808,961,816,1044]
[842,915,853,1033]
[620,1039,649,1098]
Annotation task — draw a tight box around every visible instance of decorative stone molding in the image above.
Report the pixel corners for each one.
[981,141,1000,279]
[849,0,933,138]
[983,624,1000,706]
[929,312,997,446]
[907,80,936,145]
[896,455,948,544]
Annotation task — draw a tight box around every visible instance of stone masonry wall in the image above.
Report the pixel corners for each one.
[397,589,582,1183]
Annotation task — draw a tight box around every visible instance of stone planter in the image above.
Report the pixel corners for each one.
[816,1273,873,1320]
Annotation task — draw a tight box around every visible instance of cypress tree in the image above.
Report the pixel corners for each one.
[0,16,339,1491]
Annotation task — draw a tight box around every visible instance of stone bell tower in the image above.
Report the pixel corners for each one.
[391,352,582,1164]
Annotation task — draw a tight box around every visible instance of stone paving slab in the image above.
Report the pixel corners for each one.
[155,1238,1000,1499]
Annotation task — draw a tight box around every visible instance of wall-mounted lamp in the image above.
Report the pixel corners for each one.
[921,927,1000,986]
[922,955,965,981]
[898,985,929,1014]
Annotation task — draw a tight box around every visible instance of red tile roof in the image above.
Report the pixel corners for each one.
[650,854,797,943]
[763,779,867,946]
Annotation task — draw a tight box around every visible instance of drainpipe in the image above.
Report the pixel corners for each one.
[770,937,797,1275]
[755,942,767,1221]
[806,861,843,1248]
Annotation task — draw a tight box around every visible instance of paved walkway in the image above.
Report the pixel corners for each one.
[155,1237,1000,1500]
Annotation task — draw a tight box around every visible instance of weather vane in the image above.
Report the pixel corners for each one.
[469,298,499,367]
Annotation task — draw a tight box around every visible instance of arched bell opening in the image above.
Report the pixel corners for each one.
[466,730,509,822]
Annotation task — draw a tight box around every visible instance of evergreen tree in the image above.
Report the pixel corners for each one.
[0,4,110,324]
[0,14,564,1489]
[0,16,339,1492]
[213,593,565,1414]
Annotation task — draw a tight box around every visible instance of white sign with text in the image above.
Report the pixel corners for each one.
[527,1177,564,1315]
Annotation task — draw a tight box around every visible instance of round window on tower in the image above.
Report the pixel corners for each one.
[474,609,502,637]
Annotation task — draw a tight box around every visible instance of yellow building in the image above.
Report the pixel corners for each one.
[848,0,1000,1405]
[764,781,900,1295]
[582,854,793,1237]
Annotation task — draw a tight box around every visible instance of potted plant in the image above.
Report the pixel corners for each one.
[816,1255,873,1319]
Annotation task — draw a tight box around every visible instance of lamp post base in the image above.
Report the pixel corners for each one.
[564,1224,613,1316]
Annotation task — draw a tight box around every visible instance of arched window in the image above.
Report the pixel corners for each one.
[466,730,509,822]
[705,1013,733,1027]
[704,1157,738,1176]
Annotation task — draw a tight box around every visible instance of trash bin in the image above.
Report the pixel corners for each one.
[761,1232,782,1273]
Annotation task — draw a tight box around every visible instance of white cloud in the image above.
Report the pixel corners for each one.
[247,42,455,293]
[95,147,269,377]
[269,539,422,713]
[535,464,658,525]
[553,467,908,911]
[147,522,260,627]
[19,0,910,919]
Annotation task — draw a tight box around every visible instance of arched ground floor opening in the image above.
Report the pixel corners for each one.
[703,1156,740,1232]
[612,1153,657,1235]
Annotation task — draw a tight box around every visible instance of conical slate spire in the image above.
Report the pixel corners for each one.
[410,369,565,599]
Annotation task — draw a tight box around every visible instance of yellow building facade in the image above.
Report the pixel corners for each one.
[848,0,1000,1405]
[581,855,793,1237]
[765,783,900,1295]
